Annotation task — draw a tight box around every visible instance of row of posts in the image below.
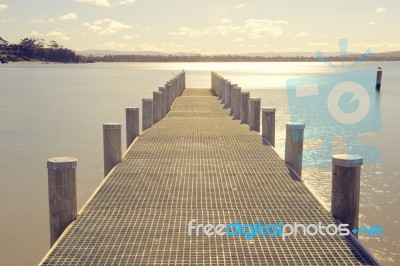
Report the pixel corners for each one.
[46,71,185,247]
[211,71,363,237]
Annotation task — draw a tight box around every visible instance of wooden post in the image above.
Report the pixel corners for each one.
[142,98,153,131]
[331,154,362,236]
[222,79,227,104]
[224,81,231,108]
[230,84,238,116]
[153,91,163,124]
[158,87,167,118]
[182,71,185,92]
[285,122,305,177]
[47,157,77,246]
[103,123,122,177]
[240,92,250,124]
[376,67,382,91]
[262,107,276,146]
[217,76,222,100]
[165,82,173,113]
[249,98,261,131]
[125,107,139,149]
[211,72,215,95]
[172,78,178,99]
[233,87,241,120]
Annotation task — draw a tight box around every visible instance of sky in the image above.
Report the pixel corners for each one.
[0,0,399,54]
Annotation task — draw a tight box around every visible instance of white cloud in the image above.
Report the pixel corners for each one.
[118,0,135,5]
[74,0,112,7]
[231,4,246,9]
[31,19,45,23]
[376,7,386,14]
[48,18,57,24]
[306,42,329,47]
[0,4,8,11]
[83,18,131,35]
[244,19,287,38]
[29,30,44,37]
[47,31,70,40]
[59,13,78,21]
[233,37,244,42]
[170,25,241,36]
[122,34,139,40]
[170,19,287,39]
[1,18,14,23]
[296,32,308,37]
[368,21,376,25]
[100,41,127,49]
[221,19,233,24]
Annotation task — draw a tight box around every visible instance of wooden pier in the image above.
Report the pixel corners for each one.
[41,72,378,265]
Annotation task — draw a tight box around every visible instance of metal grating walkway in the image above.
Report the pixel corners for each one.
[40,89,377,265]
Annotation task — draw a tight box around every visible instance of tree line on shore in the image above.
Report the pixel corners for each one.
[0,37,80,63]
[2,36,400,63]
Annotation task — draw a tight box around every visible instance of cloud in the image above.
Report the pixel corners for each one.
[231,4,246,9]
[368,21,376,25]
[74,0,112,7]
[122,34,139,40]
[29,30,44,37]
[296,32,308,37]
[74,0,136,7]
[170,19,287,39]
[221,19,233,24]
[100,41,127,49]
[31,19,45,23]
[47,31,70,40]
[59,13,78,21]
[306,41,329,47]
[233,37,244,42]
[118,0,135,5]
[376,7,386,14]
[244,19,287,38]
[170,25,241,36]
[1,18,14,23]
[83,18,131,35]
[0,4,8,11]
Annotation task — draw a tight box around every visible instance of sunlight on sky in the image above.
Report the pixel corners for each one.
[0,0,399,54]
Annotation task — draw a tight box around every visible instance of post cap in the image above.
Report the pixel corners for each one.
[241,91,250,95]
[250,97,261,102]
[286,122,305,129]
[47,157,77,170]
[142,98,153,102]
[262,107,276,112]
[332,154,363,167]
[159,87,166,90]
[103,123,121,129]
[125,107,139,111]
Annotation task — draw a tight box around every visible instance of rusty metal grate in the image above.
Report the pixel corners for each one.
[40,89,378,265]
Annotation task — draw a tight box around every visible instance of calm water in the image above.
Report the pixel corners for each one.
[0,62,399,265]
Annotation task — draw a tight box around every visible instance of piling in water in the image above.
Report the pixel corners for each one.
[285,122,305,177]
[240,92,250,124]
[103,123,122,177]
[262,107,276,146]
[142,99,153,131]
[125,107,139,149]
[153,91,163,124]
[331,154,362,237]
[47,157,77,246]
[249,98,261,132]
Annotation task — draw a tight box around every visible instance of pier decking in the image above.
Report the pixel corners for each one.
[41,88,377,265]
